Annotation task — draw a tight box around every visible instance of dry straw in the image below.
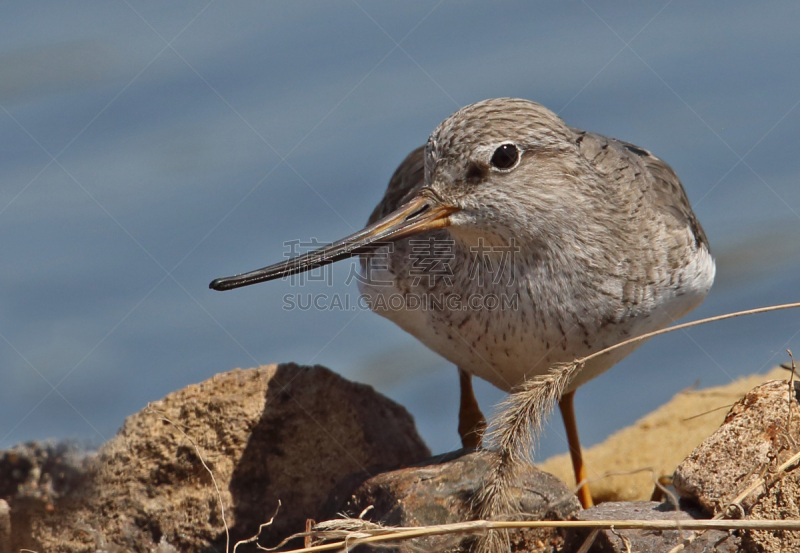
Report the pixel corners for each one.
[276,518,800,553]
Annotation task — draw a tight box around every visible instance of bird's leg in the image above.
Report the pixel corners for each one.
[458,368,486,448]
[558,390,593,508]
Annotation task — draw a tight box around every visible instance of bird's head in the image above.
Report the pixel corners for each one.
[421,98,586,248]
[210,98,586,291]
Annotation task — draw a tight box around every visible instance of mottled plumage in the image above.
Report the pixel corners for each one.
[210,98,715,510]
[359,98,714,394]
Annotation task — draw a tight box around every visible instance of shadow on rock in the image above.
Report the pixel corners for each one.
[223,363,430,550]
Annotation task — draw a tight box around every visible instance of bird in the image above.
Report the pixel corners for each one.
[210,98,715,508]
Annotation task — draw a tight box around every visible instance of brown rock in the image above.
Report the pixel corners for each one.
[673,378,800,552]
[0,499,11,553]
[330,449,580,552]
[0,441,91,552]
[538,367,789,503]
[26,363,430,552]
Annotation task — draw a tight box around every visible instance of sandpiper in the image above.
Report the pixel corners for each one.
[210,98,715,507]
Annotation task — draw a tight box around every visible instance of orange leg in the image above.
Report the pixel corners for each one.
[559,390,593,508]
[458,369,487,448]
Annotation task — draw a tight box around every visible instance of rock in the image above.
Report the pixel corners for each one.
[673,378,800,552]
[22,363,430,552]
[11,367,799,552]
[328,449,580,552]
[563,501,740,553]
[538,367,789,503]
[0,440,91,503]
[0,499,10,553]
[0,441,92,552]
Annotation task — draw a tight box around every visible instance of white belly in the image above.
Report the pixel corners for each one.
[359,244,715,394]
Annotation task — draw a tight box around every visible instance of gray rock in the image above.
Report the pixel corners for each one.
[329,449,580,552]
[563,501,739,553]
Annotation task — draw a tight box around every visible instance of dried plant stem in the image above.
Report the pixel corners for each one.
[722,448,800,518]
[575,529,600,553]
[152,411,231,553]
[233,501,282,553]
[279,518,800,553]
[580,302,800,369]
[474,362,580,551]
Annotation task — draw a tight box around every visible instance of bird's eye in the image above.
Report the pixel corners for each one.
[490,144,520,170]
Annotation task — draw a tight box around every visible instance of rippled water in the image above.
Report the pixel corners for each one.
[2,2,800,461]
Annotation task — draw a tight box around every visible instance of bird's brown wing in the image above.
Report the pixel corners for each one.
[572,129,709,251]
[367,145,426,225]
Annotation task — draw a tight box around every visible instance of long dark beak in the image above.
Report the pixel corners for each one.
[209,193,458,291]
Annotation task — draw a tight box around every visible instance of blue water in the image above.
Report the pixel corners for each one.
[2,2,800,461]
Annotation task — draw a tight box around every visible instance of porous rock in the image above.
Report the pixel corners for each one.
[24,363,430,552]
[673,378,800,552]
[328,449,580,552]
[538,367,789,503]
